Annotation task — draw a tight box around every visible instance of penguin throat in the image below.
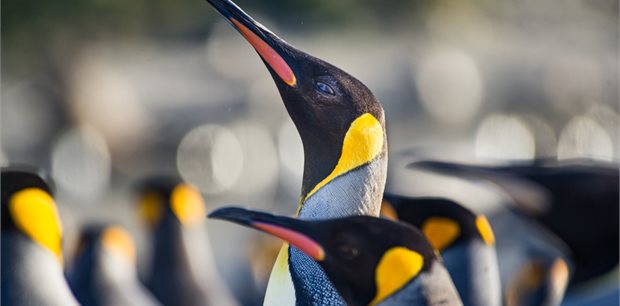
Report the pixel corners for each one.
[302,113,385,203]
[297,157,387,219]
[289,247,347,305]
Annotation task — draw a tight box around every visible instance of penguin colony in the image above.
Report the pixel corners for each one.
[1,0,618,305]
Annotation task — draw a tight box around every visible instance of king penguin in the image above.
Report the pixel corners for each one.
[1,166,80,306]
[135,176,238,306]
[209,206,463,306]
[411,158,618,285]
[381,195,502,306]
[205,1,388,304]
[68,224,162,306]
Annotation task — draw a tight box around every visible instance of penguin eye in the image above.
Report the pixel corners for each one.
[338,245,359,260]
[315,81,336,96]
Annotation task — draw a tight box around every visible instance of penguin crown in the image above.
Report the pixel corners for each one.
[135,176,206,228]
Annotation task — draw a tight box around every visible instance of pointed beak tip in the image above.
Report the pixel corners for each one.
[207,207,244,221]
[205,0,297,88]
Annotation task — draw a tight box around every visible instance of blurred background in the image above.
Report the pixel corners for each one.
[2,0,619,305]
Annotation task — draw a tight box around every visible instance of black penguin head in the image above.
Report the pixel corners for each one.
[382,196,496,252]
[209,207,439,306]
[205,0,387,199]
[74,224,137,266]
[134,176,206,229]
[1,166,63,262]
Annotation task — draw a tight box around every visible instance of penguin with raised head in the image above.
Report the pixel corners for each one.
[209,206,463,306]
[411,158,618,284]
[135,176,238,306]
[1,166,80,306]
[381,195,502,306]
[205,1,387,304]
[68,224,161,306]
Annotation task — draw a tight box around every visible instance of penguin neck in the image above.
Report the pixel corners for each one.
[298,154,387,219]
[441,240,501,306]
[288,247,347,306]
[150,220,199,285]
[1,233,79,306]
[378,263,463,306]
[148,219,215,305]
[70,249,140,305]
[297,111,387,218]
[98,251,140,285]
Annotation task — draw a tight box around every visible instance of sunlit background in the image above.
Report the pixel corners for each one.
[2,0,618,305]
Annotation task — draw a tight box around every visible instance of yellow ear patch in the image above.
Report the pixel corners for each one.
[475,215,495,245]
[304,113,384,201]
[370,247,424,305]
[9,188,63,262]
[171,184,206,227]
[421,217,460,251]
[101,226,136,263]
[137,192,164,227]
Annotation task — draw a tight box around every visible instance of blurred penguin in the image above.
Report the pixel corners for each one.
[382,195,502,306]
[411,158,618,284]
[1,166,80,306]
[68,224,161,306]
[135,176,238,306]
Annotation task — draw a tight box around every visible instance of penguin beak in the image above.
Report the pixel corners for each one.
[407,160,474,175]
[206,0,297,87]
[209,207,325,260]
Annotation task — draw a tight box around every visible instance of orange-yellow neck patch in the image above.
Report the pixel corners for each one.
[171,184,206,227]
[475,215,495,245]
[550,258,569,294]
[101,226,137,264]
[422,217,460,251]
[137,191,164,227]
[370,247,424,305]
[380,200,399,221]
[303,113,384,202]
[9,188,63,263]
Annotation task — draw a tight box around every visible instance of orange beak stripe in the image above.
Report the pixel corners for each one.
[231,18,297,87]
[253,222,324,260]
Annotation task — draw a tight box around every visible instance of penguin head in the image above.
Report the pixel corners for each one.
[206,0,387,201]
[134,176,206,230]
[209,206,441,306]
[1,166,64,263]
[74,224,137,268]
[382,196,495,252]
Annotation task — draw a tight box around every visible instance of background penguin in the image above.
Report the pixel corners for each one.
[490,207,573,306]
[1,166,80,306]
[410,158,618,285]
[381,195,502,306]
[135,176,238,306]
[205,1,388,304]
[505,256,571,306]
[209,206,464,306]
[68,224,162,306]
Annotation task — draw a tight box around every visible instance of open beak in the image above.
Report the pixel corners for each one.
[205,0,297,87]
[209,207,325,260]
